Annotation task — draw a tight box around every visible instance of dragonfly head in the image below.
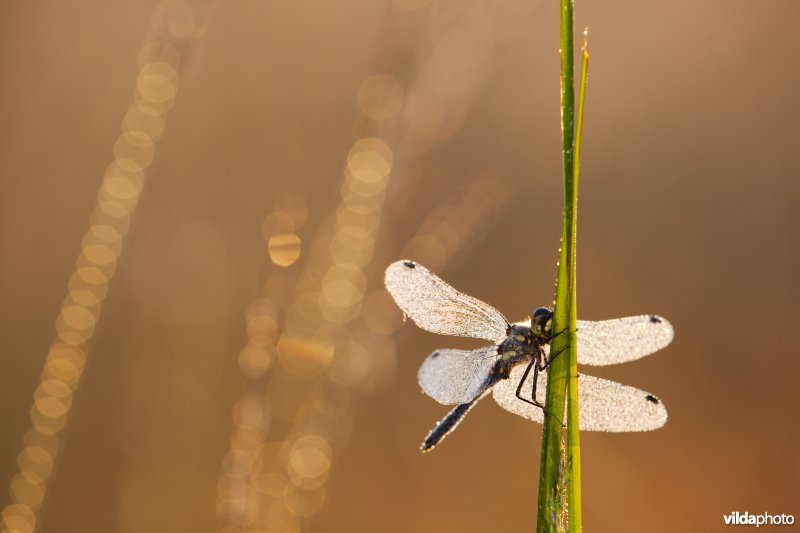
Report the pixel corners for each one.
[530,307,553,341]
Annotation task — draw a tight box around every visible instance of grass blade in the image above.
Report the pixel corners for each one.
[565,29,589,533]
[536,1,579,531]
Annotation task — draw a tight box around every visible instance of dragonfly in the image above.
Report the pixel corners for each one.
[384,260,674,452]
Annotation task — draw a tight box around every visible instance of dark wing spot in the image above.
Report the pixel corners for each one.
[645,394,659,404]
[403,261,416,268]
[431,351,440,358]
[649,315,662,324]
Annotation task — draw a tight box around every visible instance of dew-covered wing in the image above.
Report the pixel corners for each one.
[574,315,674,366]
[492,364,667,431]
[385,260,509,343]
[418,346,500,405]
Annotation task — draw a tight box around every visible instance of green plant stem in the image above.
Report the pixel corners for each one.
[566,31,589,533]
[536,0,577,531]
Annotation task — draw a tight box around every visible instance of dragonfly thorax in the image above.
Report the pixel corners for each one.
[497,324,544,366]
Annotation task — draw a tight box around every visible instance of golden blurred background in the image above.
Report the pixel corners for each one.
[1,0,799,532]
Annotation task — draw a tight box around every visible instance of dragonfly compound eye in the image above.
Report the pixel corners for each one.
[530,307,553,336]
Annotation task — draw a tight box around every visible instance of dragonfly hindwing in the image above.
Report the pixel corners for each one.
[418,346,501,405]
[492,363,668,431]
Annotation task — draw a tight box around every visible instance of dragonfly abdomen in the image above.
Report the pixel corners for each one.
[421,398,480,452]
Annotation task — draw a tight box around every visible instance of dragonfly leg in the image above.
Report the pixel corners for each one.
[536,327,569,369]
[538,343,569,371]
[515,360,544,410]
[548,327,569,342]
[514,341,573,415]
[524,342,570,414]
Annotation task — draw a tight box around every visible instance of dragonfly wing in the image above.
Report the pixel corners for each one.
[418,346,500,405]
[385,260,509,343]
[575,315,674,366]
[492,364,667,431]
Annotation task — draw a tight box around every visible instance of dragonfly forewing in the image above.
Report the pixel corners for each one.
[385,260,509,343]
[513,315,674,367]
[418,347,500,405]
[575,315,674,366]
[492,364,668,431]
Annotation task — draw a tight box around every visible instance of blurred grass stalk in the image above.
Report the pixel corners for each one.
[536,2,589,531]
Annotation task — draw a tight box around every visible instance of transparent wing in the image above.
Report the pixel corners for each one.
[417,346,500,405]
[385,260,509,343]
[513,315,674,366]
[575,315,674,366]
[492,364,667,431]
